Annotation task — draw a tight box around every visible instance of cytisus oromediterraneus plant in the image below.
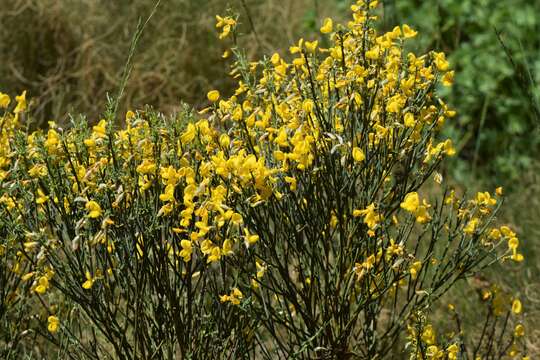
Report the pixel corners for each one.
[0,1,528,359]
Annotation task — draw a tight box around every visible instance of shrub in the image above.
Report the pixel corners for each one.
[0,1,529,358]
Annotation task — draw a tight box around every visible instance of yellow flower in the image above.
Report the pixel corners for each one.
[179,240,192,262]
[444,139,456,156]
[442,71,454,87]
[426,345,443,358]
[500,226,516,237]
[219,134,230,148]
[421,324,435,345]
[511,253,524,262]
[514,324,525,337]
[386,94,405,113]
[85,200,102,218]
[244,228,259,246]
[320,18,333,34]
[508,237,519,250]
[302,99,315,113]
[404,112,415,127]
[92,119,108,138]
[215,15,236,39]
[222,239,234,255]
[231,212,243,225]
[447,343,459,360]
[207,90,220,102]
[180,123,197,144]
[136,160,157,175]
[410,260,422,280]
[402,24,418,38]
[207,246,222,263]
[47,315,60,333]
[285,176,297,191]
[415,202,432,224]
[476,191,497,207]
[14,90,27,113]
[305,40,318,53]
[352,147,365,162]
[464,218,480,235]
[232,106,243,120]
[34,276,49,294]
[125,110,135,121]
[230,288,243,305]
[159,184,176,202]
[354,254,377,279]
[256,260,266,279]
[215,15,234,28]
[401,192,420,213]
[21,272,35,282]
[354,204,382,230]
[366,46,379,60]
[82,271,94,290]
[20,237,35,252]
[84,138,96,148]
[44,129,60,152]
[0,92,10,108]
[433,52,449,71]
[35,189,49,205]
[28,164,47,178]
[512,299,522,314]
[220,287,243,305]
[289,38,304,54]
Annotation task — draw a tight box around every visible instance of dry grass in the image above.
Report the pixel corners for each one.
[0,0,346,126]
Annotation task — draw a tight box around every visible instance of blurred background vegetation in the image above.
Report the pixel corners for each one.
[0,0,347,124]
[1,0,539,353]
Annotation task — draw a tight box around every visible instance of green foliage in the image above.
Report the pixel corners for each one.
[390,0,540,182]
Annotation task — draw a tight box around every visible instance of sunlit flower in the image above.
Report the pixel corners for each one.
[48,315,60,333]
[320,18,333,34]
[86,200,102,218]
